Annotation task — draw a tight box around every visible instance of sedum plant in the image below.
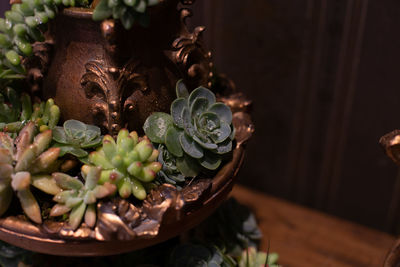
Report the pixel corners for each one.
[238,247,279,267]
[144,80,234,177]
[89,129,161,200]
[52,119,102,160]
[93,0,160,29]
[0,87,60,133]
[0,122,62,224]
[50,166,117,230]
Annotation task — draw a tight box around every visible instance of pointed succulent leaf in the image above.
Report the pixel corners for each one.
[31,174,62,195]
[84,190,96,204]
[84,203,96,228]
[171,98,187,129]
[30,147,60,174]
[165,126,183,157]
[15,144,36,172]
[81,136,102,148]
[66,197,84,208]
[208,102,232,125]
[0,149,12,164]
[143,112,173,144]
[0,163,12,179]
[188,87,216,108]
[130,177,146,200]
[33,130,52,155]
[53,190,74,203]
[93,182,116,198]
[50,204,71,217]
[85,166,101,190]
[17,188,42,224]
[53,172,84,190]
[176,79,189,98]
[92,0,113,21]
[180,133,204,159]
[89,151,114,169]
[69,201,86,230]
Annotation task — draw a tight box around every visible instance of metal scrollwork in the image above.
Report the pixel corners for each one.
[80,59,148,135]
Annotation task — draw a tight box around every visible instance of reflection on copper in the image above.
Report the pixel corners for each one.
[380,130,400,165]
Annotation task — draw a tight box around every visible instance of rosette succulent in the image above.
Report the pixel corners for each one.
[144,80,234,177]
[155,144,185,189]
[89,129,161,200]
[50,166,117,230]
[0,87,60,133]
[52,120,102,160]
[93,0,160,29]
[0,122,62,223]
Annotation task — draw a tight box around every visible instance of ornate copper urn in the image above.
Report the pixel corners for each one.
[39,1,213,135]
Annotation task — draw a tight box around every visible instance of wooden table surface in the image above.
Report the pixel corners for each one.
[231,186,396,267]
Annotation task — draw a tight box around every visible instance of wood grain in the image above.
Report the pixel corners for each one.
[232,186,396,267]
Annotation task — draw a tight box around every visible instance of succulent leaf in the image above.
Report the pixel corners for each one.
[143,112,173,144]
[52,120,102,160]
[90,129,161,200]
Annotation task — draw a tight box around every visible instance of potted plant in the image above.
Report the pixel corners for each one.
[0,0,254,257]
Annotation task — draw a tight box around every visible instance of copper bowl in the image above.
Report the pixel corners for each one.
[384,239,400,267]
[0,111,253,257]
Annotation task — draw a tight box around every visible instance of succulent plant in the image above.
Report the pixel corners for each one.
[169,243,236,267]
[0,87,60,134]
[50,166,116,230]
[0,0,87,81]
[89,129,161,200]
[92,0,160,29]
[154,144,185,189]
[0,122,62,223]
[52,120,102,161]
[144,80,235,177]
[238,247,279,267]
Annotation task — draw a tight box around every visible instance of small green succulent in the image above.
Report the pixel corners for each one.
[93,0,160,29]
[52,120,102,161]
[89,129,161,200]
[50,166,117,230]
[0,122,62,224]
[154,144,185,189]
[0,87,60,134]
[144,80,234,177]
[238,247,279,267]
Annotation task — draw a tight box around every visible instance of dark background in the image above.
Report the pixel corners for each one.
[1,1,400,234]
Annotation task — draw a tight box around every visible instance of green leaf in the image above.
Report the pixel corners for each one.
[64,120,87,138]
[121,10,135,29]
[190,97,209,118]
[176,79,189,98]
[192,135,218,150]
[52,127,68,144]
[179,133,204,159]
[176,154,200,177]
[210,121,231,144]
[198,152,221,170]
[53,173,84,190]
[198,112,220,131]
[171,98,187,129]
[135,0,146,13]
[188,87,216,108]
[123,0,137,6]
[147,0,159,5]
[182,107,196,137]
[214,139,232,155]
[81,136,102,149]
[143,112,173,144]
[208,103,232,125]
[92,0,113,21]
[165,126,183,157]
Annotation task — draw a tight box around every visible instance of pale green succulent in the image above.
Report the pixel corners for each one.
[0,122,62,224]
[0,87,60,134]
[238,247,279,267]
[144,80,234,177]
[50,166,117,230]
[89,129,161,200]
[52,119,102,160]
[93,0,160,29]
[154,144,185,189]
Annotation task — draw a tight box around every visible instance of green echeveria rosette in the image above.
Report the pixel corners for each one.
[154,144,185,189]
[93,0,160,29]
[144,80,235,178]
[52,119,102,162]
[50,166,117,230]
[0,122,63,224]
[0,87,60,134]
[89,129,162,200]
